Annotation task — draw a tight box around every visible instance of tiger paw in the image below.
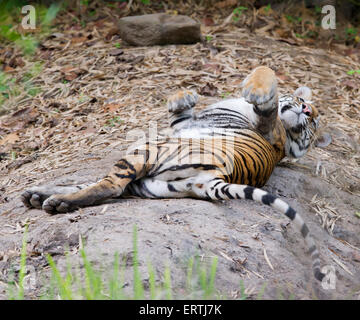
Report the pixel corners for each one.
[242,66,277,107]
[21,187,52,209]
[167,90,198,114]
[42,195,72,214]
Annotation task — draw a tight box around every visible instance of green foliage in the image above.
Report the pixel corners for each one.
[0,1,60,110]
[233,6,248,22]
[17,224,29,300]
[0,62,43,112]
[147,261,157,299]
[256,282,268,300]
[346,27,358,36]
[285,15,302,24]
[6,224,29,300]
[132,225,145,299]
[15,37,39,55]
[47,254,74,299]
[306,30,319,39]
[345,27,358,41]
[220,92,231,99]
[163,263,172,300]
[264,4,271,13]
[239,280,248,300]
[105,116,124,127]
[347,69,360,75]
[42,3,62,27]
[0,1,60,55]
[0,72,11,105]
[314,5,322,14]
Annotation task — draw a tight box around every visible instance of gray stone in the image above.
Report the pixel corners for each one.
[117,13,201,46]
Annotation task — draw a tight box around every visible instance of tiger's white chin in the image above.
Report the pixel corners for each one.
[279,108,306,131]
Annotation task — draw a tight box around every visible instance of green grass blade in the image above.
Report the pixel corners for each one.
[42,3,61,26]
[205,256,218,298]
[17,224,28,300]
[80,247,103,299]
[186,256,194,293]
[132,225,144,299]
[147,261,157,300]
[256,282,267,300]
[164,263,172,300]
[46,254,73,300]
[239,280,248,300]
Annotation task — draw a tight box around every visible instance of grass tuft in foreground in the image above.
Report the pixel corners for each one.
[8,225,245,300]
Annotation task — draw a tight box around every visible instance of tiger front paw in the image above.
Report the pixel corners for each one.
[42,195,72,214]
[242,66,277,107]
[167,90,198,114]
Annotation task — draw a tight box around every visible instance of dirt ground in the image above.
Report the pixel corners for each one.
[0,10,360,299]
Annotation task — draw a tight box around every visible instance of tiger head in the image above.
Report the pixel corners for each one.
[279,86,331,158]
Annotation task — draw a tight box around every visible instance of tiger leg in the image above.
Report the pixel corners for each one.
[127,177,193,198]
[167,90,198,130]
[191,178,325,282]
[21,184,94,209]
[241,66,280,143]
[41,155,148,214]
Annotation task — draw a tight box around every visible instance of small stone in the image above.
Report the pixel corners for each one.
[109,49,124,56]
[351,251,360,263]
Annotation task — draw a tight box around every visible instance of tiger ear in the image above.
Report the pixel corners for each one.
[314,132,332,148]
[294,86,312,101]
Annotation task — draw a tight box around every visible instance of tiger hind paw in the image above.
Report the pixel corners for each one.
[21,187,52,209]
[242,66,277,108]
[42,195,72,214]
[167,90,198,114]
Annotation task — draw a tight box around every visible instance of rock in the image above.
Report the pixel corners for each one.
[351,251,360,263]
[117,13,201,46]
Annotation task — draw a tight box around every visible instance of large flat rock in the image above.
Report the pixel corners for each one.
[117,13,201,46]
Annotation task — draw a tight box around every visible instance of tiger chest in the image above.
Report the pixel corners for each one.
[220,136,278,188]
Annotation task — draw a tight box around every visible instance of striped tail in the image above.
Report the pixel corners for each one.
[201,179,324,281]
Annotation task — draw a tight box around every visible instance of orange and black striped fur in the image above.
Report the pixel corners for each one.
[21,66,330,281]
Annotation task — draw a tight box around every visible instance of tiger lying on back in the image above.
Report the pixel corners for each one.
[21,66,331,281]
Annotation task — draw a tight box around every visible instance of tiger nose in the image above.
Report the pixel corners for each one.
[302,104,311,115]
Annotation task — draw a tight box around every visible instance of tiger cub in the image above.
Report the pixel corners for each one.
[21,66,331,281]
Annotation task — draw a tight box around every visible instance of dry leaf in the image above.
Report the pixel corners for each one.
[0,133,19,146]
[109,49,124,56]
[3,65,15,73]
[64,72,78,81]
[104,103,122,112]
[215,0,237,9]
[203,63,221,72]
[202,17,215,26]
[71,36,87,44]
[343,80,358,89]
